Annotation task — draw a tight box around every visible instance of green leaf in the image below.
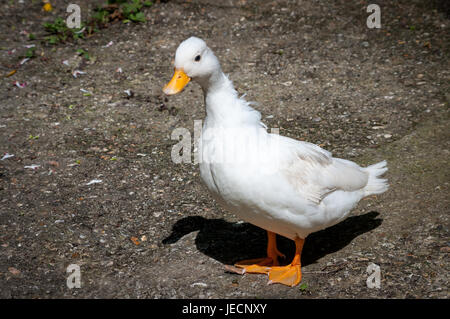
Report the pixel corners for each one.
[130,12,145,22]
[299,283,308,291]
[45,35,59,44]
[25,47,36,58]
[44,17,67,34]
[122,0,142,17]
[92,10,109,23]
[76,48,90,60]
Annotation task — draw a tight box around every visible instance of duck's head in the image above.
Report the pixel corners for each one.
[163,37,220,95]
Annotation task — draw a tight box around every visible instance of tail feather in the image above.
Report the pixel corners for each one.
[363,160,389,196]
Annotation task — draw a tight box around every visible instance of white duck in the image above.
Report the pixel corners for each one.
[163,37,388,287]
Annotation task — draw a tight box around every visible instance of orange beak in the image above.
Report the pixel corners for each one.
[163,68,191,95]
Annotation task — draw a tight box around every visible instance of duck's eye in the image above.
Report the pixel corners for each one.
[195,55,201,62]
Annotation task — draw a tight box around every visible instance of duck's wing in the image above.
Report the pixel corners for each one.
[276,135,369,205]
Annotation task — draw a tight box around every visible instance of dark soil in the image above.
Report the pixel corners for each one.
[0,0,448,298]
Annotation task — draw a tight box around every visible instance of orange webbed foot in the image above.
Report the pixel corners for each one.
[267,237,305,287]
[235,257,277,274]
[268,263,302,287]
[232,232,305,288]
[234,231,284,274]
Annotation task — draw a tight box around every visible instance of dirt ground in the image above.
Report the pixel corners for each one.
[0,0,448,298]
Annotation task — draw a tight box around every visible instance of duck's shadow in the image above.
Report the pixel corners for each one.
[162,212,382,266]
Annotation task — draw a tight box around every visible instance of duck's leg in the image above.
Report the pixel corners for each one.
[268,237,304,287]
[234,231,285,274]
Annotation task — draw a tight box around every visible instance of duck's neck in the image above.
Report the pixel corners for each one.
[198,69,231,97]
[199,70,261,128]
